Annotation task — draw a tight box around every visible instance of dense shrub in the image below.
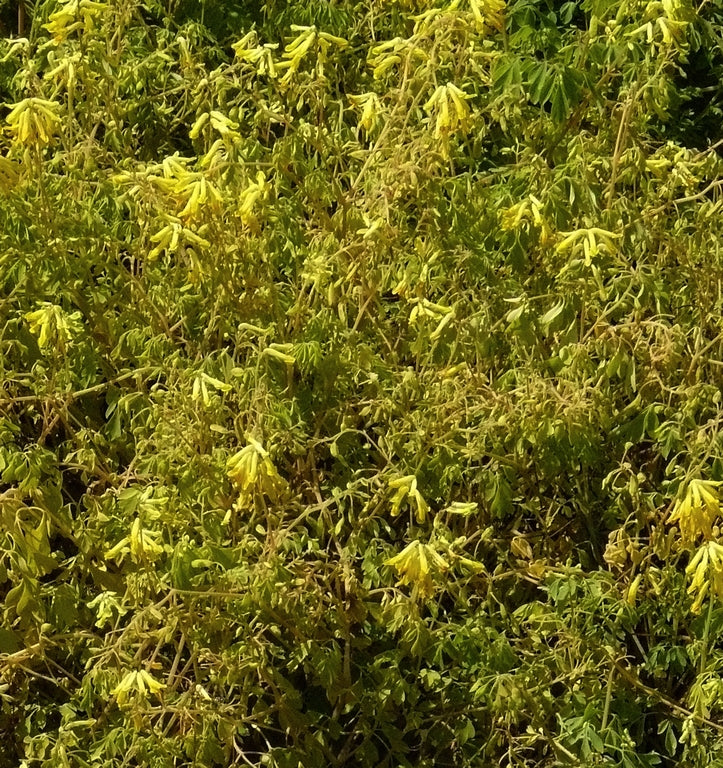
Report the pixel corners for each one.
[2,0,723,765]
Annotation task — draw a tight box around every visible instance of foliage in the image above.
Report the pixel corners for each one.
[1,0,723,765]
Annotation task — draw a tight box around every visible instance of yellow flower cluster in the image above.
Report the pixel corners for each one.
[227,438,285,508]
[385,540,449,597]
[409,298,455,341]
[191,372,232,406]
[388,475,429,523]
[146,155,223,222]
[423,83,471,140]
[449,0,505,33]
[189,111,240,142]
[44,0,108,43]
[148,220,210,261]
[111,670,165,706]
[6,98,61,147]
[25,303,82,351]
[232,31,279,77]
[686,540,723,614]
[239,171,270,227]
[666,479,723,614]
[555,227,620,266]
[630,0,690,50]
[105,518,165,564]
[276,26,348,85]
[367,38,421,80]
[349,92,383,134]
[668,479,721,546]
[499,196,553,244]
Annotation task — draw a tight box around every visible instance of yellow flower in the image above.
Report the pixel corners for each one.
[668,479,721,546]
[445,501,479,516]
[111,670,165,707]
[423,83,472,140]
[129,518,165,561]
[25,302,82,351]
[349,92,382,134]
[189,111,240,141]
[499,195,550,237]
[105,518,164,564]
[470,0,505,32]
[275,25,347,85]
[6,98,61,147]
[388,475,429,523]
[385,540,449,597]
[239,171,270,227]
[148,220,210,261]
[625,573,643,606]
[686,540,723,614]
[555,227,620,266]
[192,372,232,406]
[176,176,222,221]
[500,201,528,231]
[226,438,285,508]
[232,31,280,78]
[44,0,108,42]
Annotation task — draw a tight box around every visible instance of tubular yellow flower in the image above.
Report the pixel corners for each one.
[129,518,165,562]
[239,171,270,226]
[44,0,108,43]
[668,479,722,546]
[388,475,428,523]
[6,98,61,148]
[25,302,82,351]
[686,540,723,614]
[349,92,382,133]
[500,201,528,231]
[470,0,505,32]
[275,25,347,85]
[423,83,472,140]
[111,670,165,707]
[105,519,164,564]
[226,438,286,508]
[233,31,279,77]
[625,573,643,606]
[385,540,449,597]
